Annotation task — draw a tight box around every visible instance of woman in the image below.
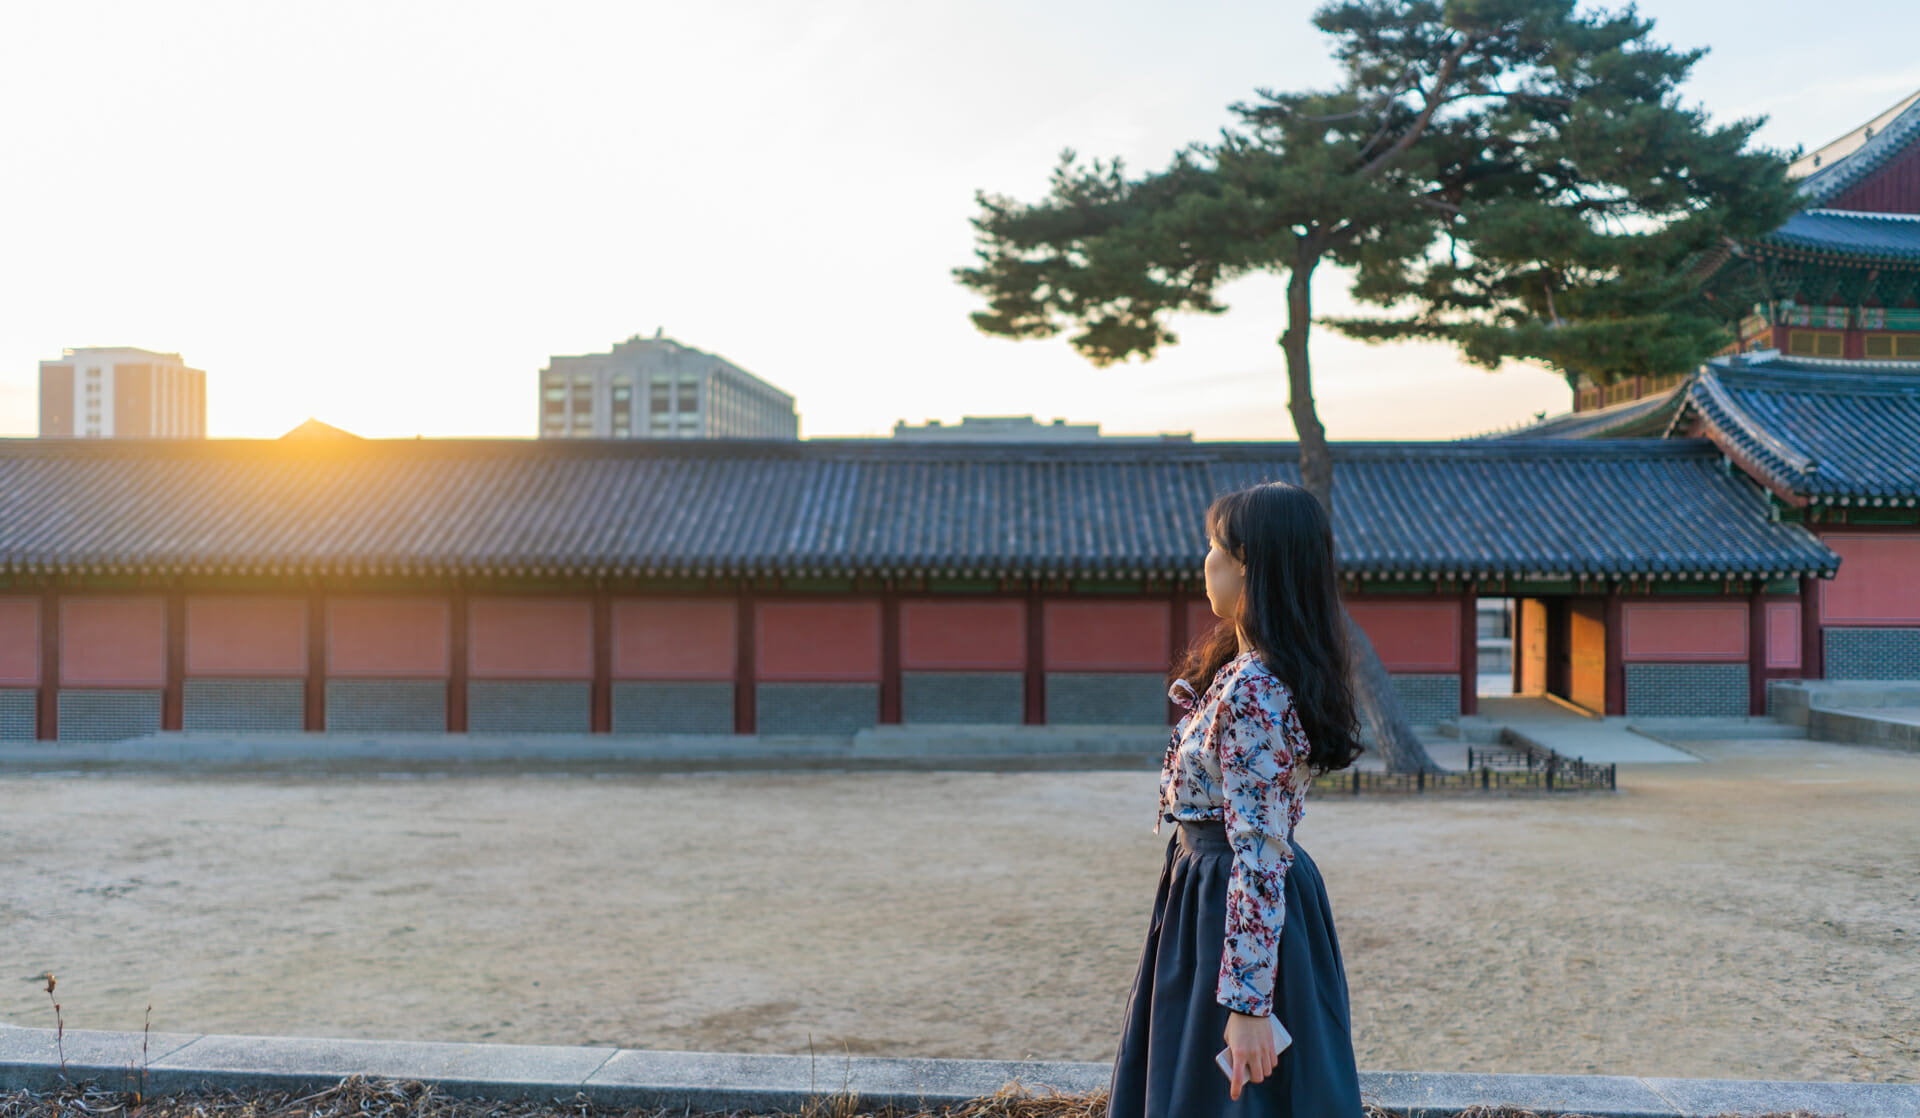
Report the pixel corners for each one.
[1106,481,1365,1118]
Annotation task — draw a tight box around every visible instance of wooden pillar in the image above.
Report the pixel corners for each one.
[1603,583,1625,716]
[1510,599,1526,696]
[591,586,612,733]
[1748,580,1768,716]
[734,583,757,734]
[446,584,468,733]
[1023,580,1045,725]
[305,586,326,731]
[1458,582,1478,718]
[162,587,186,731]
[1545,599,1569,700]
[879,589,901,724]
[1168,588,1189,724]
[36,583,58,741]
[1799,574,1824,680]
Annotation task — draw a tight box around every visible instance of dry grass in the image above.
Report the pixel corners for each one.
[0,1077,1841,1118]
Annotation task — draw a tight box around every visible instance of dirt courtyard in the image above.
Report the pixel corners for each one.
[3,736,1917,1083]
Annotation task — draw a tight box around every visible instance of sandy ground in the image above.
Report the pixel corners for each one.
[3,737,1918,1083]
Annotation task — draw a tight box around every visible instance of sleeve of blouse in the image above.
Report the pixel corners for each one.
[1214,672,1302,1017]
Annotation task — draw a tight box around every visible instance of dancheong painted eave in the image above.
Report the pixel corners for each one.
[0,434,1838,582]
[1759,209,1920,264]
[1672,355,1920,506]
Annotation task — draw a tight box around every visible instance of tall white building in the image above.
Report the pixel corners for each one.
[539,332,799,440]
[38,347,207,438]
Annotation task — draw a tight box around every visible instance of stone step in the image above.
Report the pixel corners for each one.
[1768,679,1920,726]
[1805,705,1920,753]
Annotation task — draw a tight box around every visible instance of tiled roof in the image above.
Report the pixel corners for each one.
[0,436,1838,581]
[1470,390,1682,440]
[1793,90,1920,207]
[1676,355,1920,504]
[1760,209,1920,261]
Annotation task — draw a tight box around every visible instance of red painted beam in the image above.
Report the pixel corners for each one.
[1457,583,1479,717]
[591,587,612,733]
[305,587,325,731]
[162,587,186,731]
[1603,584,1625,716]
[1799,575,1824,680]
[1167,589,1189,725]
[37,584,58,741]
[734,585,757,734]
[447,585,468,733]
[879,590,901,724]
[1510,598,1526,697]
[1747,582,1768,716]
[1024,583,1045,725]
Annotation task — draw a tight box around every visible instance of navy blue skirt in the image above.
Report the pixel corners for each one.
[1106,819,1362,1118]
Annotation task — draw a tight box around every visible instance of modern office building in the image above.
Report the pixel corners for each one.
[891,414,1193,442]
[38,347,207,438]
[538,331,798,440]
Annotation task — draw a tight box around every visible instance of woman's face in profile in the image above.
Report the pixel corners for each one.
[1204,531,1247,624]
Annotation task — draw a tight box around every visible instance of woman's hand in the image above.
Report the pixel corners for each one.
[1223,1010,1278,1101]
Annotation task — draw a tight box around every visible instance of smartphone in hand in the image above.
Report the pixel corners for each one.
[1215,1012,1292,1078]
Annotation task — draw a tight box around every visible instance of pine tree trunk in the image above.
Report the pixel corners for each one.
[1283,239,1442,775]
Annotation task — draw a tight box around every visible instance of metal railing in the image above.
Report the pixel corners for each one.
[1327,734,1617,796]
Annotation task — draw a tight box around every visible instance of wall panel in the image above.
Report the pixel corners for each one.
[1344,600,1460,672]
[899,600,1024,670]
[469,598,592,679]
[757,600,880,682]
[1622,602,1748,662]
[612,599,735,679]
[1766,601,1803,670]
[61,597,166,686]
[1043,602,1168,671]
[1186,600,1223,648]
[1821,534,1920,624]
[0,597,39,685]
[328,598,448,677]
[186,596,306,676]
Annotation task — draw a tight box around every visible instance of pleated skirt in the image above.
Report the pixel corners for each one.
[1106,819,1362,1118]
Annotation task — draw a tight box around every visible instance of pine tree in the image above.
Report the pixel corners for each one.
[956,0,1797,771]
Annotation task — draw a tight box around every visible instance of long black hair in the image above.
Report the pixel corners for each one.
[1167,481,1364,775]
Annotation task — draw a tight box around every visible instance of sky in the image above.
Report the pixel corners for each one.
[3,0,1917,442]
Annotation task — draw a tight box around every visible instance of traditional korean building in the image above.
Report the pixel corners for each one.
[1486,88,1920,686]
[0,434,1836,742]
[1556,88,1920,415]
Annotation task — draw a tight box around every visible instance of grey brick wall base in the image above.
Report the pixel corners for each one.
[57,690,162,742]
[1625,662,1749,717]
[901,671,1024,724]
[184,678,306,733]
[611,681,734,734]
[755,682,878,735]
[468,681,590,734]
[1825,627,1920,680]
[1358,674,1460,733]
[1044,672,1166,725]
[325,679,446,732]
[0,689,34,741]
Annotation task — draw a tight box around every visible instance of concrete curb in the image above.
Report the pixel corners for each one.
[5,1027,1918,1117]
[1806,706,1920,754]
[0,728,1167,775]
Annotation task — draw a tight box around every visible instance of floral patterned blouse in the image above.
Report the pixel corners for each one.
[1157,647,1313,1018]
